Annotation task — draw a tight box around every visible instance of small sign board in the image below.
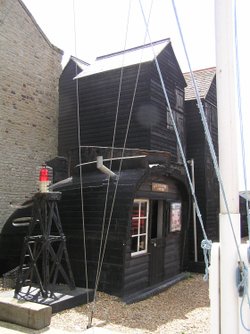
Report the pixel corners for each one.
[170,202,182,232]
[152,182,168,192]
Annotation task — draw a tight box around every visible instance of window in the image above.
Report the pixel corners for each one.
[131,199,149,256]
[176,113,185,163]
[167,108,175,130]
[175,87,184,111]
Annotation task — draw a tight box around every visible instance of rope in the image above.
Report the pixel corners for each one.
[171,0,243,263]
[238,264,250,331]
[87,0,133,327]
[88,1,156,327]
[234,0,250,240]
[139,0,211,280]
[234,1,250,330]
[72,0,89,302]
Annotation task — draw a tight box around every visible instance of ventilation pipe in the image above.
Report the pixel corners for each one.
[96,156,117,179]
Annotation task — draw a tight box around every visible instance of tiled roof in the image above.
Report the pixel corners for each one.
[75,39,170,79]
[183,67,216,100]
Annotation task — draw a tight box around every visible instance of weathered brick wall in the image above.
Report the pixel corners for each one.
[0,0,63,230]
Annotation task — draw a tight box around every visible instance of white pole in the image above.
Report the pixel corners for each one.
[210,243,220,334]
[215,0,241,333]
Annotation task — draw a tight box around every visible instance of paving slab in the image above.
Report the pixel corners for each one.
[15,285,94,313]
[0,320,72,333]
[0,294,51,330]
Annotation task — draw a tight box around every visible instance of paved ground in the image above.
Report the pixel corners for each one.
[0,321,119,333]
[0,274,210,334]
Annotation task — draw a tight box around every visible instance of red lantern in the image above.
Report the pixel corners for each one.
[39,165,49,192]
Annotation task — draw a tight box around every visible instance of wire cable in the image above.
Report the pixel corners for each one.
[88,1,156,328]
[139,0,212,279]
[72,0,89,303]
[233,0,250,330]
[234,0,250,239]
[171,0,243,263]
[87,0,133,328]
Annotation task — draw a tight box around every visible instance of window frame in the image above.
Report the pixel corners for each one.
[130,199,149,257]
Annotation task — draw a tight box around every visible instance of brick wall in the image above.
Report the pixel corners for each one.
[0,0,63,229]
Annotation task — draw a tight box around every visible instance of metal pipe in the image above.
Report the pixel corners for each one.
[96,156,117,178]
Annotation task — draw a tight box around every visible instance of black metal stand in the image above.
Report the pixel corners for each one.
[15,192,75,299]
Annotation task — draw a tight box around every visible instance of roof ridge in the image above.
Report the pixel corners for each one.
[96,38,170,60]
[183,66,216,75]
[70,55,90,66]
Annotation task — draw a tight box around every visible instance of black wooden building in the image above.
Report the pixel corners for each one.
[184,68,219,269]
[56,39,191,298]
[0,40,225,301]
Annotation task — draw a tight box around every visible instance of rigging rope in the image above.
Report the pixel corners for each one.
[87,0,133,327]
[234,0,250,330]
[87,1,155,328]
[72,0,89,303]
[171,0,243,264]
[234,0,250,240]
[139,0,212,279]
[93,0,155,297]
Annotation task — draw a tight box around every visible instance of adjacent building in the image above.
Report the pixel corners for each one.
[0,0,63,229]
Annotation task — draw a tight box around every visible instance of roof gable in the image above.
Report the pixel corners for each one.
[75,38,171,79]
[184,67,216,100]
[61,56,90,79]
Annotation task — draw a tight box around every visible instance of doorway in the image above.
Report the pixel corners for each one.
[149,200,167,285]
[149,200,183,285]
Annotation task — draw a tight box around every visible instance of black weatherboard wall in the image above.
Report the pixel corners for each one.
[58,56,89,157]
[0,40,223,300]
[59,39,186,160]
[56,39,191,298]
[184,68,219,266]
[54,151,189,298]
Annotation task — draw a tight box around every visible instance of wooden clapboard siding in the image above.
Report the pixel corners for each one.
[57,168,146,296]
[122,168,188,296]
[58,59,83,157]
[77,64,152,150]
[56,41,190,297]
[164,234,182,278]
[123,252,150,295]
[149,44,186,157]
[185,71,219,263]
[59,42,186,161]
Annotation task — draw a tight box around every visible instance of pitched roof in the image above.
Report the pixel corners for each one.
[75,38,170,79]
[240,191,250,201]
[70,56,90,70]
[183,67,216,101]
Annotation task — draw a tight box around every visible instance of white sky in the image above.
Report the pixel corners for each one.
[22,0,250,190]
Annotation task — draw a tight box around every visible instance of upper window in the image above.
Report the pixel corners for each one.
[175,88,184,111]
[167,108,175,130]
[131,199,149,256]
